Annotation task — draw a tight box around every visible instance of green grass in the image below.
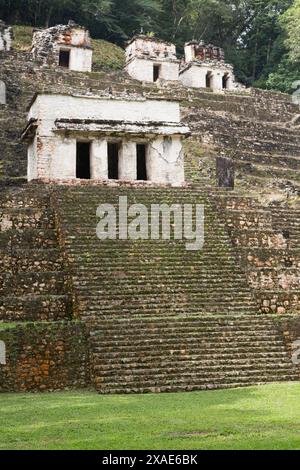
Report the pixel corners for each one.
[12,25,125,69]
[12,25,33,51]
[1,383,300,450]
[0,323,17,331]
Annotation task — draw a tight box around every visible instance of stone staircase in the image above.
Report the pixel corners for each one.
[210,192,300,315]
[0,185,71,321]
[53,185,257,320]
[90,315,297,393]
[50,184,298,392]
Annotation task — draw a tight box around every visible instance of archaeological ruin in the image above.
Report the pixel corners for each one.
[180,41,242,91]
[125,35,180,82]
[23,93,190,184]
[31,21,93,72]
[0,20,12,52]
[1,22,300,394]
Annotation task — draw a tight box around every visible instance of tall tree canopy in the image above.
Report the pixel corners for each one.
[0,0,299,92]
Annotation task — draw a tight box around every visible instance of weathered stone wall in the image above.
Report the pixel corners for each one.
[0,185,72,322]
[179,62,237,91]
[126,57,179,82]
[0,322,89,392]
[0,20,13,52]
[32,23,93,72]
[276,317,300,379]
[25,94,188,184]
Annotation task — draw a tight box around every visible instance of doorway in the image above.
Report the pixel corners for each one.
[108,143,119,180]
[59,49,70,68]
[223,73,229,89]
[206,71,213,89]
[153,65,161,82]
[76,142,91,179]
[137,144,148,181]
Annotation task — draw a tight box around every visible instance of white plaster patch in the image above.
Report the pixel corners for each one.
[0,341,6,365]
[0,215,13,232]
[0,81,6,105]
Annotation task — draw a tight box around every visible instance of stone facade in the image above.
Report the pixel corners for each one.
[180,41,242,91]
[22,93,190,185]
[0,322,89,392]
[31,21,93,72]
[125,35,180,82]
[0,20,13,52]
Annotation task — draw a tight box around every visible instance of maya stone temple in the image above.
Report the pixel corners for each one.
[180,40,242,91]
[23,93,190,185]
[1,21,300,394]
[31,21,93,72]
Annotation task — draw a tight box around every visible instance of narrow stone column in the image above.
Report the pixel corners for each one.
[119,140,137,181]
[0,81,6,105]
[91,139,108,179]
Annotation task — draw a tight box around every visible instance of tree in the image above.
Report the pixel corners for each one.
[281,0,300,61]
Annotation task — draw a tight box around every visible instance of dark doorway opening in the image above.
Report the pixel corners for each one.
[206,71,213,89]
[153,65,161,82]
[76,142,91,179]
[216,156,235,189]
[59,49,70,68]
[108,143,119,180]
[137,144,148,181]
[222,73,229,89]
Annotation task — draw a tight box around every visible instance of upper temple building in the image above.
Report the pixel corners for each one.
[31,21,93,72]
[22,92,190,185]
[179,40,243,91]
[125,35,180,83]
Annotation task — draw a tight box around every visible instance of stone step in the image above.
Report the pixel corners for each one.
[0,271,67,296]
[0,294,72,322]
[95,374,297,394]
[0,248,63,273]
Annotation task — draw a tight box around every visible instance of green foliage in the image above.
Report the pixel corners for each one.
[12,25,33,51]
[281,0,300,62]
[1,0,299,92]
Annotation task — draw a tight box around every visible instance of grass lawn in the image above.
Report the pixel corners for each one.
[1,383,300,450]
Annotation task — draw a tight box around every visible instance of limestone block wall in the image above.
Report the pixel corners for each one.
[25,94,188,184]
[0,322,89,392]
[125,36,177,62]
[276,317,300,379]
[126,57,179,82]
[32,24,93,72]
[65,46,93,73]
[0,21,13,52]
[180,63,235,91]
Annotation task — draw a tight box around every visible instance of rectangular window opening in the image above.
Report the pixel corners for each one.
[223,73,229,89]
[137,144,148,181]
[76,142,91,179]
[108,143,119,180]
[59,49,70,68]
[206,71,213,89]
[153,65,161,82]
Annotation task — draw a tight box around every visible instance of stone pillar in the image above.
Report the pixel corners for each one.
[91,139,108,179]
[212,71,223,91]
[119,140,137,181]
[0,81,6,105]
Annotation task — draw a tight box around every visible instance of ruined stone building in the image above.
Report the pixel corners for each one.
[180,41,242,91]
[1,21,300,394]
[125,35,180,82]
[31,21,93,72]
[0,20,13,52]
[23,93,189,185]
